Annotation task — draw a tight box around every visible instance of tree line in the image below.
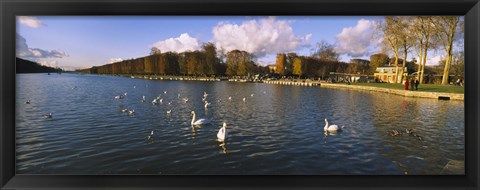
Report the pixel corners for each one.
[16,57,63,73]
[81,43,270,77]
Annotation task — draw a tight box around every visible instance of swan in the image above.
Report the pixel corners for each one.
[191,111,210,125]
[147,131,154,140]
[217,122,228,141]
[204,101,211,109]
[324,118,343,131]
[44,113,53,119]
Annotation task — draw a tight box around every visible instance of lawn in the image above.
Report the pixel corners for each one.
[350,82,464,94]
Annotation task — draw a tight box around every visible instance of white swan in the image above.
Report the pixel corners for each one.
[191,111,210,125]
[324,118,343,131]
[217,122,228,141]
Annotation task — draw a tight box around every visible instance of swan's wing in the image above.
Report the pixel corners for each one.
[194,118,210,125]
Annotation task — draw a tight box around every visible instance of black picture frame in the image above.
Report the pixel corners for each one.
[1,0,479,189]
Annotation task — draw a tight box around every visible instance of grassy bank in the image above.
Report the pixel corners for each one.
[350,83,464,94]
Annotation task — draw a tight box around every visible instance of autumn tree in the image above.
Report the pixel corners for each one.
[378,17,404,83]
[432,16,462,85]
[275,53,287,76]
[312,40,339,61]
[369,53,389,73]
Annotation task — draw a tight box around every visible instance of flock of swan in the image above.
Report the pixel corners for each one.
[114,90,230,143]
[26,86,344,146]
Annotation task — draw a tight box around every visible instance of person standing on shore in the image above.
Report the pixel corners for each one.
[410,79,415,91]
[415,79,419,90]
[404,79,409,90]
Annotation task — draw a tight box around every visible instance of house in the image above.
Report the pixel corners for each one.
[374,66,407,83]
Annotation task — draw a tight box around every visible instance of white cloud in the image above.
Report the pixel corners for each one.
[426,55,442,66]
[335,19,377,57]
[18,16,44,28]
[38,60,58,68]
[212,17,311,57]
[152,33,201,53]
[107,58,123,64]
[16,33,68,59]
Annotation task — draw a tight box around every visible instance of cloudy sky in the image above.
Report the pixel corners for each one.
[16,16,451,70]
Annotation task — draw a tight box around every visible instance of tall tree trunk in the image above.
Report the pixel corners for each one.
[441,20,457,85]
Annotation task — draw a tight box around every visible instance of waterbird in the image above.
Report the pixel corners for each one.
[152,99,158,105]
[251,93,254,97]
[217,122,228,142]
[124,92,128,96]
[121,108,128,113]
[164,91,167,94]
[147,131,154,141]
[324,118,344,131]
[191,111,210,125]
[115,95,124,99]
[228,96,232,100]
[243,97,246,102]
[25,100,30,104]
[44,113,53,119]
[129,109,135,115]
[183,98,189,103]
[167,110,172,114]
[159,98,163,103]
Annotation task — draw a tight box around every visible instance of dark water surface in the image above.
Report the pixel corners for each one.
[16,73,465,174]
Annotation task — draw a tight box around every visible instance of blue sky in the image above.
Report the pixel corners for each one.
[16,16,454,70]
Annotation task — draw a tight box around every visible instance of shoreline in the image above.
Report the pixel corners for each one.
[103,74,464,101]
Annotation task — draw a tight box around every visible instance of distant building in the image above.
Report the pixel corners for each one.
[374,66,406,83]
[267,64,276,73]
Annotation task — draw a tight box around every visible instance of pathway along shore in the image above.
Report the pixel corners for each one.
[262,80,464,101]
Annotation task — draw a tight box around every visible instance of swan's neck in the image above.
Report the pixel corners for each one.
[191,113,195,124]
[324,121,328,130]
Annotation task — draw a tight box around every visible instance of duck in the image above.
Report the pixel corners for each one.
[183,98,189,103]
[217,122,228,141]
[228,96,232,100]
[191,111,210,125]
[44,113,53,119]
[164,91,167,94]
[124,92,127,96]
[243,97,246,102]
[115,95,123,99]
[250,93,254,97]
[167,110,172,114]
[152,99,158,105]
[121,108,128,113]
[405,129,413,135]
[128,109,135,115]
[147,131,154,141]
[388,129,401,137]
[324,118,343,131]
[25,100,30,104]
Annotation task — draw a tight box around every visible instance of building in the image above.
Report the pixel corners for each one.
[374,66,407,83]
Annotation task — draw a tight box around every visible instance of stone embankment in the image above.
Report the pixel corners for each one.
[319,83,464,101]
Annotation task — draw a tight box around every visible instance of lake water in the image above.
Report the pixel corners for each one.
[15,73,465,175]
